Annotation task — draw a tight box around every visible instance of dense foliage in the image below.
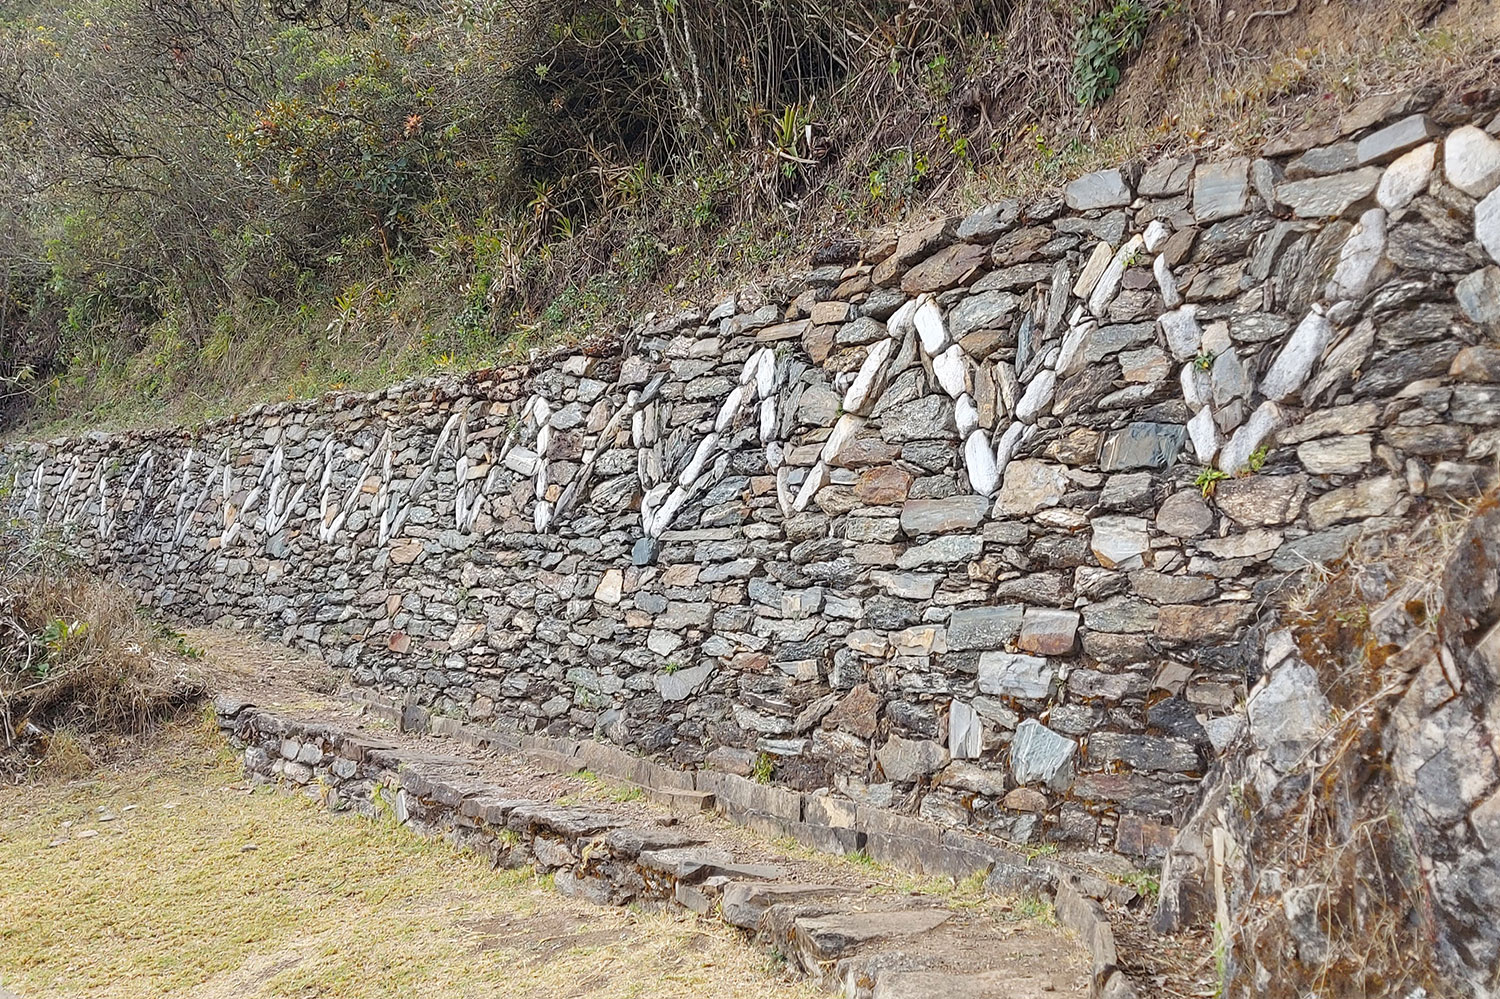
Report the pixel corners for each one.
[0,0,1134,427]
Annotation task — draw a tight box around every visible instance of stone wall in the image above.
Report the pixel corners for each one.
[5,89,1500,864]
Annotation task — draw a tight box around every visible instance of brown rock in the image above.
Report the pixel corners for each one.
[1156,603,1254,644]
[390,540,424,565]
[872,217,957,286]
[809,300,852,325]
[802,324,836,363]
[1114,814,1176,858]
[1451,345,1500,382]
[853,466,913,504]
[1017,608,1081,656]
[1003,788,1049,813]
[824,684,881,739]
[900,242,988,294]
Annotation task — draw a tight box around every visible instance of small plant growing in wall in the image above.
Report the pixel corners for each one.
[1195,465,1229,497]
[661,659,682,675]
[1193,350,1216,371]
[752,752,775,785]
[1245,444,1272,474]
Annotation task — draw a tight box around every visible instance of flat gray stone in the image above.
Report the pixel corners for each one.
[896,534,983,569]
[876,735,949,782]
[898,495,990,535]
[1355,113,1439,165]
[1306,474,1403,529]
[1276,168,1383,218]
[655,664,714,701]
[956,200,1021,242]
[1298,435,1372,475]
[1192,157,1251,222]
[947,604,1025,651]
[978,652,1055,700]
[948,291,1021,339]
[721,882,846,929]
[1098,422,1186,471]
[1065,168,1132,210]
[794,909,954,961]
[1009,719,1076,790]
[1140,154,1195,196]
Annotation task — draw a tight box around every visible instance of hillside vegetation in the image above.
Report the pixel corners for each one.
[0,0,1494,432]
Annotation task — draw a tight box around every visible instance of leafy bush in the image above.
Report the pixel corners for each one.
[1073,0,1151,107]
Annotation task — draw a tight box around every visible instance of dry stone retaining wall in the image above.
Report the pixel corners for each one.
[6,90,1500,866]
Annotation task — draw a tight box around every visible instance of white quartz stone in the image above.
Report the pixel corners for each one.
[1377,142,1434,211]
[914,295,948,355]
[1445,125,1500,199]
[1015,370,1056,424]
[965,428,998,494]
[934,344,969,398]
[1260,309,1333,402]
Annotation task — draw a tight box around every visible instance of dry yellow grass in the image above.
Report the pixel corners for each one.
[0,722,820,999]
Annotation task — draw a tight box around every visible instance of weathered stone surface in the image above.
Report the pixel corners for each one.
[1247,660,1332,770]
[1157,490,1214,538]
[1214,474,1308,526]
[1378,142,1435,210]
[899,496,990,535]
[1193,158,1251,222]
[1261,310,1333,401]
[1477,187,1500,264]
[994,460,1070,516]
[1091,516,1151,571]
[1099,423,1187,471]
[1445,125,1500,197]
[1009,720,1076,790]
[1306,474,1404,529]
[1298,436,1372,474]
[947,605,1025,651]
[1017,608,1081,656]
[1065,168,1132,210]
[1141,155,1195,196]
[1275,168,1382,218]
[901,242,988,293]
[1357,114,1439,164]
[978,652,1055,700]
[948,291,1021,339]
[1456,267,1500,327]
[876,735,949,782]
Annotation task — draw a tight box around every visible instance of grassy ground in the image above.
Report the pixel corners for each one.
[0,718,820,999]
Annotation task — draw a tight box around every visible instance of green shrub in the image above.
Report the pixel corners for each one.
[1073,0,1151,106]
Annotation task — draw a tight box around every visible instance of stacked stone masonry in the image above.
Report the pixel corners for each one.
[6,91,1500,864]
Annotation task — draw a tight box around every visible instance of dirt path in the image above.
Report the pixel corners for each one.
[190,625,1096,998]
